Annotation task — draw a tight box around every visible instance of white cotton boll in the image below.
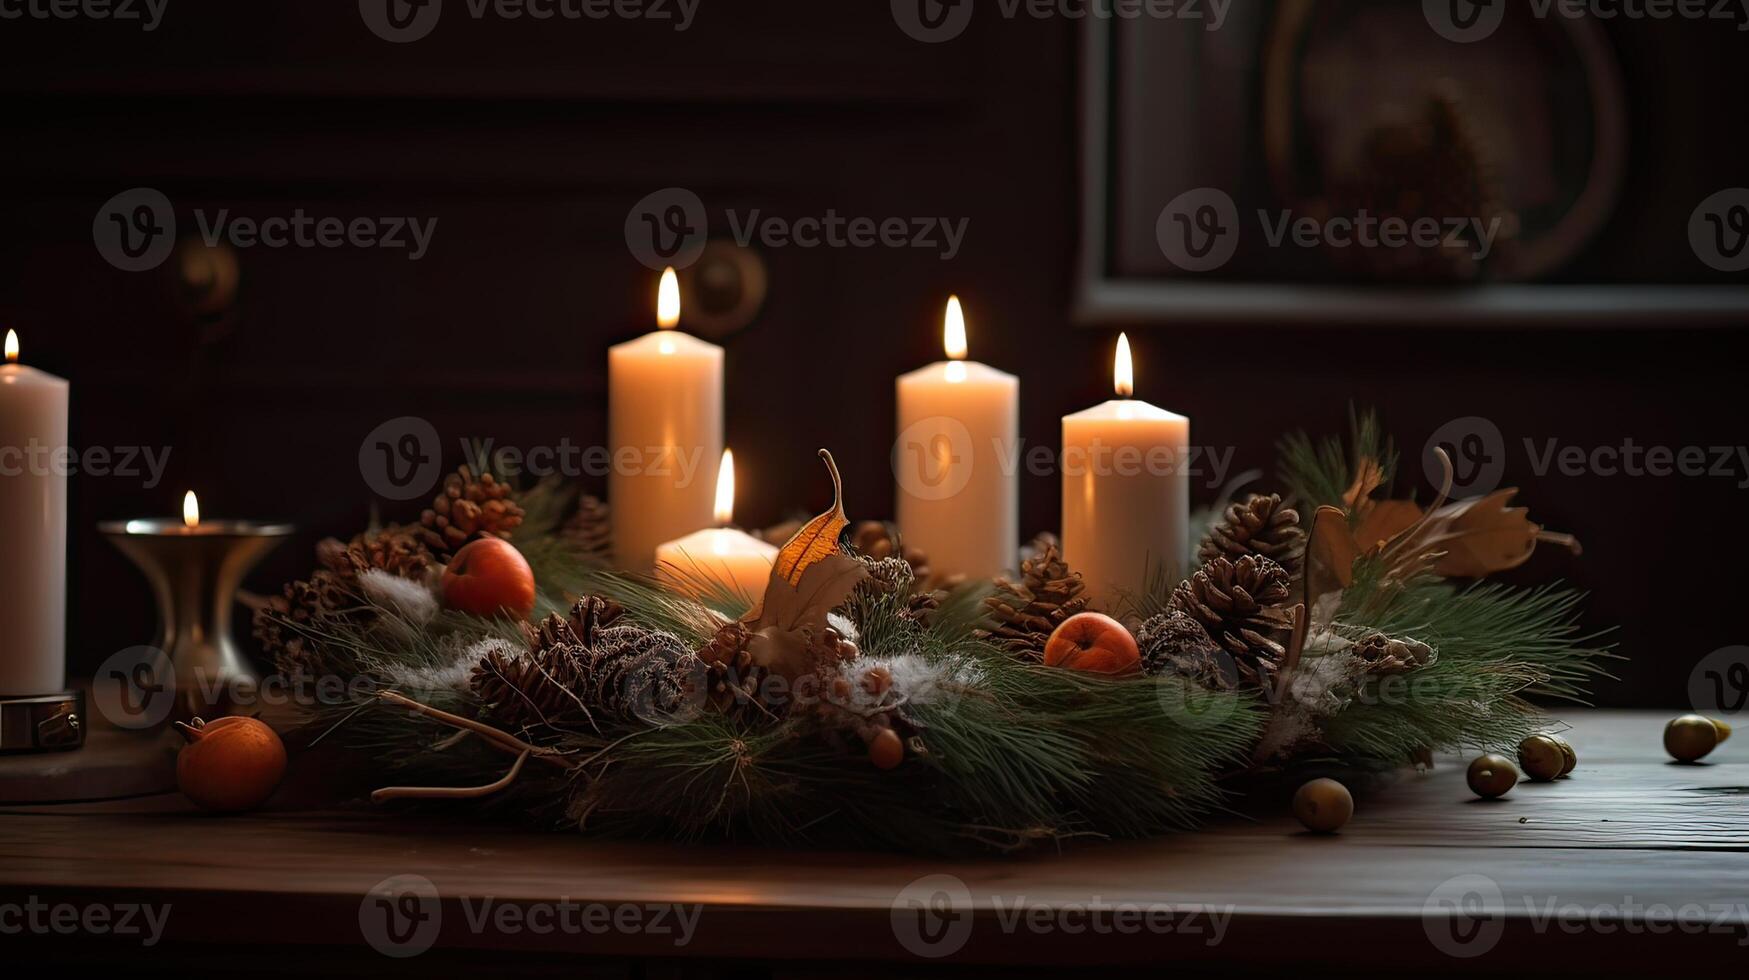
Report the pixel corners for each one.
[827,613,859,643]
[358,568,440,627]
[854,652,982,712]
[382,636,511,693]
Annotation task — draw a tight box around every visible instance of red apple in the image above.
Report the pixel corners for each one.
[440,537,536,620]
[1043,612,1141,676]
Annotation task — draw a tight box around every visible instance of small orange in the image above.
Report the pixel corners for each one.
[175,716,287,813]
[1043,612,1141,676]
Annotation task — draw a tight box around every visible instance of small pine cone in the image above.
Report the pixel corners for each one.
[254,569,362,679]
[1136,610,1234,689]
[1198,494,1305,579]
[583,626,705,725]
[564,595,624,648]
[1169,555,1294,687]
[978,534,1089,661]
[696,622,780,724]
[852,521,932,587]
[320,525,436,583]
[564,495,612,565]
[472,638,590,730]
[418,466,525,560]
[699,620,751,666]
[1351,631,1436,675]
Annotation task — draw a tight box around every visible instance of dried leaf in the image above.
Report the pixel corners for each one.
[1421,490,1579,579]
[1342,456,1387,515]
[772,449,849,587]
[746,552,868,679]
[1351,499,1423,554]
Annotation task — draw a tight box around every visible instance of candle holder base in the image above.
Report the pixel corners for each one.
[0,691,86,754]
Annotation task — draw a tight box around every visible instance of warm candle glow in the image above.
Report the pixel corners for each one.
[1114,333,1134,398]
[183,491,200,529]
[657,267,681,330]
[943,296,967,361]
[713,450,736,525]
[4,329,17,363]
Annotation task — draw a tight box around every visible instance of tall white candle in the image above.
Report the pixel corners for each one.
[657,449,778,603]
[0,330,69,696]
[609,268,725,570]
[1061,334,1189,612]
[895,297,1019,581]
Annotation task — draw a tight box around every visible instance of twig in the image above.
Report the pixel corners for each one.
[377,690,577,770]
[372,750,531,803]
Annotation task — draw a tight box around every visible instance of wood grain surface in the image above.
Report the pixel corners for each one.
[1,709,1745,973]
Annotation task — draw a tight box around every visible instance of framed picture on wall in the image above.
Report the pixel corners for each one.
[1076,0,1749,324]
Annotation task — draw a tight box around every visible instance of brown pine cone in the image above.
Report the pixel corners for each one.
[320,525,436,583]
[696,621,777,723]
[1169,555,1293,686]
[979,534,1089,661]
[851,521,932,586]
[1197,494,1305,579]
[419,466,525,560]
[472,636,590,730]
[1135,610,1234,690]
[253,569,362,679]
[1351,631,1436,675]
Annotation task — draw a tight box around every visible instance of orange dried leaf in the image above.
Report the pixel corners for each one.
[1306,505,1357,603]
[772,449,849,587]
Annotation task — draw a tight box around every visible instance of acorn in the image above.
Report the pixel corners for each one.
[1664,714,1733,763]
[1517,734,1566,782]
[1466,754,1518,799]
[1292,778,1354,834]
[1551,734,1577,777]
[867,727,905,770]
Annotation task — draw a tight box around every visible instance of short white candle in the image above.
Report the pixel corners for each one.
[1061,334,1189,611]
[657,449,778,603]
[609,268,725,571]
[0,330,69,696]
[894,297,1019,580]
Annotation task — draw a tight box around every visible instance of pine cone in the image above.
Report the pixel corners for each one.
[1136,610,1234,689]
[697,621,777,723]
[979,534,1088,661]
[1351,631,1436,675]
[582,626,706,726]
[472,635,590,730]
[1169,555,1293,686]
[321,525,436,583]
[253,569,362,679]
[418,466,525,560]
[852,521,932,587]
[1198,494,1305,579]
[564,494,612,565]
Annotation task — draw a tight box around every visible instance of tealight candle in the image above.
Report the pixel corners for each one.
[656,450,778,603]
[1061,334,1190,611]
[894,297,1019,580]
[609,268,725,571]
[0,330,69,697]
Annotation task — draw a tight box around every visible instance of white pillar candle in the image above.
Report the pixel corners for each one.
[657,450,777,603]
[0,330,69,696]
[894,297,1019,581]
[1061,334,1189,612]
[609,268,724,571]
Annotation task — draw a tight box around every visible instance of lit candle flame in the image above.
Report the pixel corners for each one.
[1114,333,1134,398]
[4,329,17,363]
[183,491,200,529]
[657,267,681,330]
[713,449,736,525]
[943,296,967,361]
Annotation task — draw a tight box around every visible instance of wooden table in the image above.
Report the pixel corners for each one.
[2,710,1745,975]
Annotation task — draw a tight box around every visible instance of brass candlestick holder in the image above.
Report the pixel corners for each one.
[99,515,293,722]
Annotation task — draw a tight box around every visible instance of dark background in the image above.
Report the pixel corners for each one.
[2,1,1746,708]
